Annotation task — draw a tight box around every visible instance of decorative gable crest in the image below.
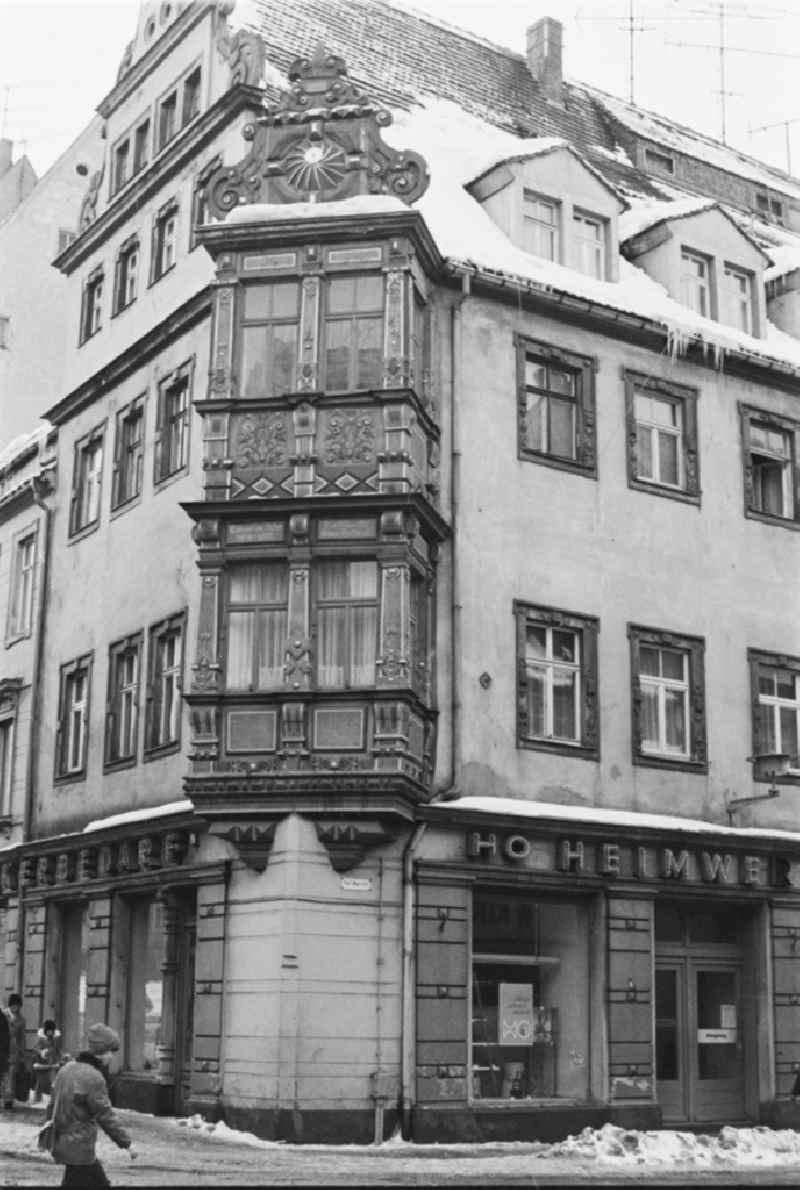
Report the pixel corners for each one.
[203,45,429,217]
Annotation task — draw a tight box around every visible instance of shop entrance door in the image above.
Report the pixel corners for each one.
[655,958,745,1123]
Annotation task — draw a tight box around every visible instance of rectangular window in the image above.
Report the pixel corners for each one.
[629,625,706,771]
[80,269,104,343]
[240,281,300,397]
[69,427,104,536]
[323,274,384,390]
[315,560,378,688]
[644,147,675,174]
[625,372,700,503]
[720,265,753,335]
[157,91,177,151]
[0,315,7,348]
[133,118,150,174]
[190,155,221,250]
[680,250,711,317]
[741,405,800,525]
[56,654,92,778]
[0,720,12,817]
[105,634,142,767]
[154,365,190,484]
[515,602,598,758]
[57,229,76,254]
[146,613,185,753]
[517,338,596,476]
[523,192,560,261]
[471,892,589,1102]
[749,649,800,776]
[7,529,36,639]
[226,564,288,691]
[111,398,144,509]
[112,137,130,195]
[151,201,178,282]
[181,66,201,125]
[571,212,605,279]
[113,238,139,314]
[125,899,166,1073]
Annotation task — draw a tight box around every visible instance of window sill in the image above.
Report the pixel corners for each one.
[54,770,87,786]
[517,737,598,762]
[745,507,800,532]
[628,476,701,507]
[110,493,143,521]
[5,628,32,649]
[633,751,707,774]
[153,464,189,494]
[67,520,101,546]
[518,449,597,481]
[143,739,181,764]
[110,298,137,320]
[103,755,138,775]
[149,262,177,288]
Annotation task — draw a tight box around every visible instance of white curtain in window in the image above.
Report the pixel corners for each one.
[226,611,254,688]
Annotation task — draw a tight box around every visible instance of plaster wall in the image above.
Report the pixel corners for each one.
[443,293,800,830]
[34,319,208,837]
[0,119,104,444]
[221,816,405,1111]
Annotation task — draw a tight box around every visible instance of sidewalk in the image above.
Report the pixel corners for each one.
[4,1104,800,1186]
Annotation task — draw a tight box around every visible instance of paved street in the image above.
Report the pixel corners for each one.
[4,1107,800,1187]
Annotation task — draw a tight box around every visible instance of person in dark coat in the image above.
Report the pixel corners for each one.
[0,1008,9,1106]
[46,1023,137,1188]
[2,992,26,1108]
[33,1019,63,1102]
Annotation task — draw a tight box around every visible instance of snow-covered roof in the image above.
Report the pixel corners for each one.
[82,799,194,834]
[594,85,800,203]
[619,197,772,264]
[439,796,800,844]
[467,138,629,210]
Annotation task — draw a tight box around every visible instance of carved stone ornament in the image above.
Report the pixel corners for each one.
[78,158,105,232]
[209,821,276,872]
[315,820,397,873]
[203,44,429,217]
[216,24,266,87]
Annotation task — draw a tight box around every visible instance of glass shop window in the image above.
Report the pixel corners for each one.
[60,903,89,1056]
[471,891,589,1101]
[126,899,167,1072]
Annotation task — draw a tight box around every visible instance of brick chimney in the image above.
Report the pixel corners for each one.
[0,139,12,178]
[526,17,563,103]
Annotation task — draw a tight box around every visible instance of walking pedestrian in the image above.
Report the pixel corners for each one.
[0,1006,9,1110]
[2,992,27,1108]
[32,1018,63,1104]
[45,1023,138,1188]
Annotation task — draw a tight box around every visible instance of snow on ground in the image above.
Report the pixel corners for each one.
[173,1115,800,1168]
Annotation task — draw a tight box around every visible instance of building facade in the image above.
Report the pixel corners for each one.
[2,0,800,1143]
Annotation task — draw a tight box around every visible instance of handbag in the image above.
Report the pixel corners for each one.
[37,1120,55,1153]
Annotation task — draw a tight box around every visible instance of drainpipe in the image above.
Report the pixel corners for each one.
[26,470,54,841]
[400,822,427,1138]
[449,273,470,791]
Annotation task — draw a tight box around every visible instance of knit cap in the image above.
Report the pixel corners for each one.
[85,1023,120,1054]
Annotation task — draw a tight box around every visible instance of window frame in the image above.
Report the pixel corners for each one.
[224,563,290,693]
[720,263,755,336]
[145,610,186,758]
[153,361,192,487]
[111,135,131,197]
[79,266,104,344]
[133,116,151,174]
[104,632,143,771]
[514,601,599,760]
[239,279,301,399]
[6,523,38,643]
[624,371,700,505]
[628,624,706,772]
[516,336,597,478]
[150,198,179,285]
[571,209,607,280]
[111,395,145,512]
[0,316,8,349]
[0,715,13,819]
[321,272,385,392]
[55,652,93,782]
[181,65,202,127]
[189,154,222,252]
[680,248,713,318]
[748,648,800,782]
[157,88,178,153]
[112,235,140,316]
[69,423,105,539]
[313,558,380,691]
[522,190,561,262]
[740,403,800,529]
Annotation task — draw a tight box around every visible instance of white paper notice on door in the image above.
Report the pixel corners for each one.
[720,1003,737,1030]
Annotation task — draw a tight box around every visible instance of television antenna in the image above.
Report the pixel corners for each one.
[748,117,800,174]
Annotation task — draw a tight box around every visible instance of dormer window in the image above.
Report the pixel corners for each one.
[523,192,559,261]
[680,250,710,317]
[571,212,605,279]
[720,265,753,335]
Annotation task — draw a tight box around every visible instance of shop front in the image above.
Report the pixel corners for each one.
[412,803,800,1141]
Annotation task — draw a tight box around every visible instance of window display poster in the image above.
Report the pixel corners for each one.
[498,982,534,1046]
